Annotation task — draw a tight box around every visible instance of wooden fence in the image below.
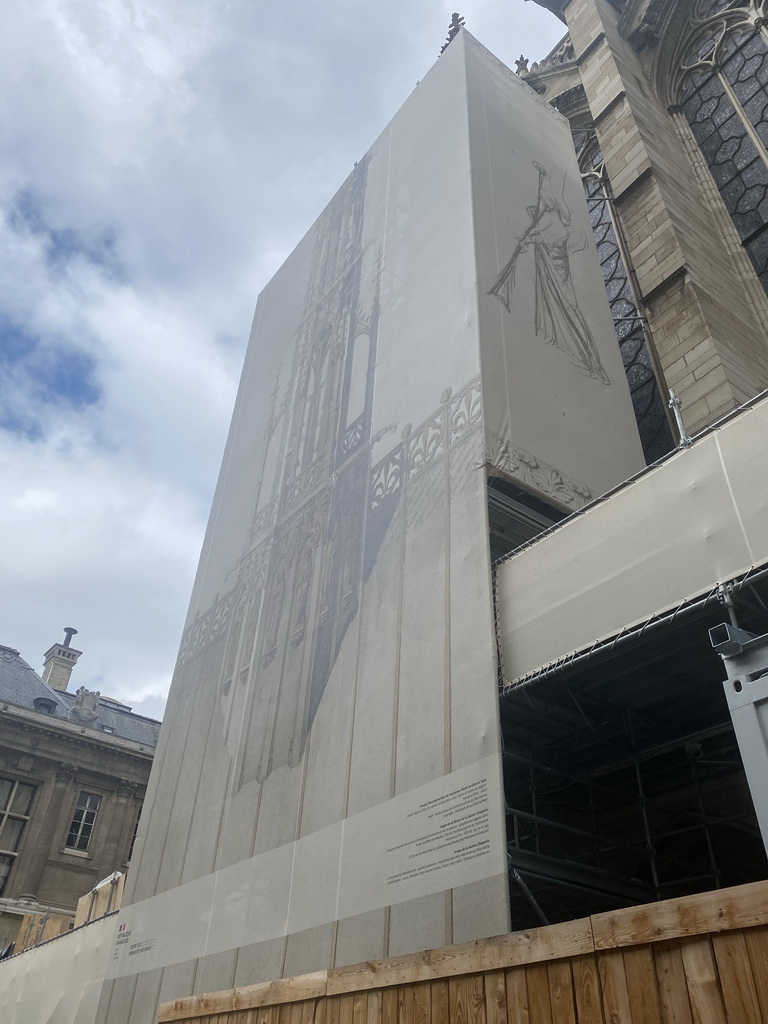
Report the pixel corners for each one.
[158,879,768,1024]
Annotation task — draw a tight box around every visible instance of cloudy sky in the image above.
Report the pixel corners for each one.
[0,1,564,720]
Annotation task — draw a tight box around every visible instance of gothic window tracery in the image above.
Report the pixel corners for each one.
[577,139,675,462]
[677,0,768,291]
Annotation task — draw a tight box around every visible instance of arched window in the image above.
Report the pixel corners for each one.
[677,0,768,292]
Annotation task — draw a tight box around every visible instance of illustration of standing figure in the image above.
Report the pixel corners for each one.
[489,161,609,384]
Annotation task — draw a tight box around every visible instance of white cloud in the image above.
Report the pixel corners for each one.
[0,0,565,716]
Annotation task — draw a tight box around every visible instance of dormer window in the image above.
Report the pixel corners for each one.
[33,698,57,715]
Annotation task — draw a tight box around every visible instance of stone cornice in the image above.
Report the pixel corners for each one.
[0,703,154,765]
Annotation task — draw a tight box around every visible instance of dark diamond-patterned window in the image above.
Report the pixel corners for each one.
[580,153,675,463]
[680,25,768,295]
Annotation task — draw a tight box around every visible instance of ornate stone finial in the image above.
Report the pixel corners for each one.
[440,13,465,54]
[56,763,78,782]
[515,55,530,75]
[71,686,101,722]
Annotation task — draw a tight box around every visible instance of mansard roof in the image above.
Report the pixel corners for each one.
[0,644,160,748]
[0,646,66,714]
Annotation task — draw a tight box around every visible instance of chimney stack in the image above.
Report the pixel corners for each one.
[42,627,82,692]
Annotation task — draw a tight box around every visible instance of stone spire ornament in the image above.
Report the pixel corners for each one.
[440,13,465,54]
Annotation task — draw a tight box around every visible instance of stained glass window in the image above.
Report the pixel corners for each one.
[579,150,675,463]
[679,6,768,294]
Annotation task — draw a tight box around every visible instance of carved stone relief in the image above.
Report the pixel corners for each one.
[485,431,593,509]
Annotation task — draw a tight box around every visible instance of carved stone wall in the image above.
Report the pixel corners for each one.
[536,0,768,433]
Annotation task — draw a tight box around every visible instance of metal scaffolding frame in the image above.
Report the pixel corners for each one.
[497,576,768,929]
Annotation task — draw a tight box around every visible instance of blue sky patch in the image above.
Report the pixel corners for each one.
[0,321,101,436]
[9,189,125,281]
[36,344,101,411]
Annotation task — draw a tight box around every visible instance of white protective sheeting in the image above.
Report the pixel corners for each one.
[0,914,113,1024]
[497,396,768,683]
[107,756,504,979]
[467,39,644,506]
[97,31,645,1023]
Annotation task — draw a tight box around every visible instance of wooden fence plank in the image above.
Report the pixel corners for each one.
[653,941,693,1024]
[412,982,430,1024]
[430,980,449,1024]
[679,937,727,1024]
[597,949,633,1024]
[592,881,768,950]
[623,945,662,1023]
[570,955,602,1024]
[326,920,593,995]
[547,960,575,1024]
[302,1000,320,1024]
[159,994,235,1020]
[505,967,529,1024]
[483,970,506,1024]
[711,931,762,1024]
[380,989,397,1024]
[352,993,368,1024]
[325,997,341,1024]
[342,995,356,1024]
[525,963,552,1024]
[398,984,414,1024]
[744,926,768,1021]
[448,975,485,1024]
[160,974,329,1020]
[160,970,329,1019]
[366,992,381,1024]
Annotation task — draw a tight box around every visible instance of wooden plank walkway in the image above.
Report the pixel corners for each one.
[158,879,768,1024]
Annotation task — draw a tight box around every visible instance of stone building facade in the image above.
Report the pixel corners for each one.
[0,631,159,948]
[521,0,768,437]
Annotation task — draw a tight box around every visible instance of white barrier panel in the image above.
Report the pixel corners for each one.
[0,914,113,1024]
[108,756,505,979]
[497,396,768,683]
